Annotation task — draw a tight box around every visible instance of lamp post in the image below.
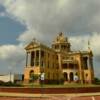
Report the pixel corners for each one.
[40,67,45,96]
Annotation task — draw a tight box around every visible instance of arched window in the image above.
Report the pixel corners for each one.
[29,70,34,81]
[63,72,68,81]
[70,72,74,81]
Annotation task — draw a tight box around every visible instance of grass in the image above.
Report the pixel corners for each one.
[22,83,100,88]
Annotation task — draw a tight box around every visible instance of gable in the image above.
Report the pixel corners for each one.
[25,41,40,50]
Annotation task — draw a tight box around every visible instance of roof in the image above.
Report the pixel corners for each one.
[25,39,56,52]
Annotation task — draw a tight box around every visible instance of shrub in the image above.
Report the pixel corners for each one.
[0,81,22,87]
[94,77,100,85]
[30,74,39,83]
[44,79,64,85]
[0,80,5,86]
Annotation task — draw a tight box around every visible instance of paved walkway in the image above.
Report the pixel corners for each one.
[0,94,100,100]
[0,92,100,98]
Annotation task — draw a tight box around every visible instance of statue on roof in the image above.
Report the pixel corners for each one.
[59,32,63,36]
[56,32,68,43]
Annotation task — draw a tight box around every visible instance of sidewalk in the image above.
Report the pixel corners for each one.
[0,92,100,98]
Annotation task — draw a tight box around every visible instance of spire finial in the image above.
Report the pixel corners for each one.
[33,38,36,42]
[88,40,90,50]
[59,32,63,36]
[88,40,93,56]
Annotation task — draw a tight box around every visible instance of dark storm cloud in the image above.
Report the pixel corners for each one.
[23,0,100,34]
[12,0,100,42]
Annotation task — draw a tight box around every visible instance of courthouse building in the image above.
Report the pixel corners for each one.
[24,32,94,84]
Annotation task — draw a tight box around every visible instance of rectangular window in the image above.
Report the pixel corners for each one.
[69,63,74,69]
[41,50,44,58]
[31,51,34,66]
[83,57,88,69]
[36,50,39,58]
[62,64,68,69]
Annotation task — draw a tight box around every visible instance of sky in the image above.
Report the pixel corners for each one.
[0,0,100,77]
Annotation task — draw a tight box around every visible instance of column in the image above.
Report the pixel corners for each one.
[87,56,91,70]
[68,72,70,82]
[39,50,41,67]
[26,52,31,66]
[89,57,93,70]
[26,52,28,67]
[90,57,94,83]
[79,55,84,84]
[68,63,69,69]
[28,52,31,66]
[87,56,90,69]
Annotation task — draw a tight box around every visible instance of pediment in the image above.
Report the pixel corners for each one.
[25,41,40,50]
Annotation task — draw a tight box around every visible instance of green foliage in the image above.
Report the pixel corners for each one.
[44,79,64,85]
[0,81,22,87]
[33,74,39,81]
[0,80,5,86]
[30,74,39,82]
[94,77,100,85]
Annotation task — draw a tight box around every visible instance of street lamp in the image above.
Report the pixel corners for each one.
[40,68,45,96]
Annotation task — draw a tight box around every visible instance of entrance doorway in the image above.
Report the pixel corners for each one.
[29,70,34,82]
[63,72,68,81]
[70,72,74,81]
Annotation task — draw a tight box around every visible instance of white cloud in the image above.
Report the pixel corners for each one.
[1,0,100,38]
[0,44,25,73]
[70,35,89,51]
[0,44,24,59]
[91,33,100,54]
[70,32,100,57]
[0,12,6,17]
[17,29,41,43]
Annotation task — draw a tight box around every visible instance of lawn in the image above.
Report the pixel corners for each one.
[23,83,100,88]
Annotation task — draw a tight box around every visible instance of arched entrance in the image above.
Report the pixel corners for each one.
[70,72,74,81]
[29,70,34,82]
[63,72,68,81]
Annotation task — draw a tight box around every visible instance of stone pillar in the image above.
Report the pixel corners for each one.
[68,72,70,82]
[58,54,63,79]
[78,55,84,84]
[88,56,94,83]
[87,56,92,70]
[27,52,31,66]
[39,50,41,67]
[89,57,93,70]
[87,56,90,69]
[26,52,28,67]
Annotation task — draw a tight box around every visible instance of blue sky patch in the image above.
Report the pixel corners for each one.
[0,16,26,44]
